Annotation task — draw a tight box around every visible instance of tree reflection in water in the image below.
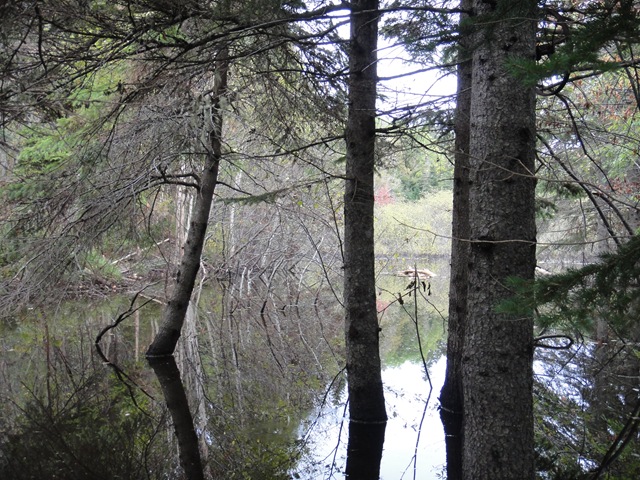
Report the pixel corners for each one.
[3,250,640,478]
[295,360,447,479]
[148,356,205,480]
[535,339,640,478]
[345,421,386,478]
[1,257,454,479]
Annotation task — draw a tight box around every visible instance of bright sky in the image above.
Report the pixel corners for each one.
[377,36,457,115]
[328,6,457,117]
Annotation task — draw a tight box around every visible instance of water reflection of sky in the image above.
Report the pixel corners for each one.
[295,357,447,479]
[534,342,594,405]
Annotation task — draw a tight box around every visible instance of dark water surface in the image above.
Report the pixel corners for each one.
[0,264,451,479]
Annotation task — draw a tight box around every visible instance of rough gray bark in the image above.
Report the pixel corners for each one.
[439,2,472,478]
[147,52,229,357]
[343,0,387,424]
[462,1,537,479]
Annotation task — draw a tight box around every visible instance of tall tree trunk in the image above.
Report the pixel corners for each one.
[344,0,386,425]
[344,2,386,476]
[439,2,472,479]
[462,1,537,479]
[147,51,229,357]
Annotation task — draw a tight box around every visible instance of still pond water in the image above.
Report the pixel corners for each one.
[0,258,451,479]
[3,256,633,479]
[297,359,447,479]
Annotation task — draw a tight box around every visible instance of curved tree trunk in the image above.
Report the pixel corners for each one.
[147,51,229,357]
[439,2,472,479]
[462,1,538,478]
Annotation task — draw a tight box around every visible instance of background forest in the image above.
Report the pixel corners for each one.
[1,1,640,479]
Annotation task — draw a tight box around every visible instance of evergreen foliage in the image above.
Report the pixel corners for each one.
[501,235,640,336]
[509,0,640,90]
[2,0,640,477]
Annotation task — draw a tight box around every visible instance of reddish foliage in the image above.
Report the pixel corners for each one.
[374,184,394,205]
[376,298,390,313]
[609,177,640,201]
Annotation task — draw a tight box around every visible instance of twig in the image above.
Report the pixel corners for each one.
[95,289,156,411]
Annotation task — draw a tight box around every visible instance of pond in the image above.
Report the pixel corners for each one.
[0,256,451,479]
[296,358,447,479]
[2,254,637,479]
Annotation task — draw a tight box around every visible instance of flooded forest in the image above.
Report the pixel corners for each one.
[2,1,640,479]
